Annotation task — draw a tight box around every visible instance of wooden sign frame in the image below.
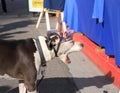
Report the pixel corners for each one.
[28,0,43,12]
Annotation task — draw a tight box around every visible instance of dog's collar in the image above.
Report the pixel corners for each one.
[34,36,52,67]
[53,38,62,57]
[46,33,62,57]
[35,37,46,67]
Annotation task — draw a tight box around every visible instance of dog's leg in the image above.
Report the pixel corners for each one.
[19,80,26,93]
[27,90,38,93]
[23,71,38,93]
[19,81,38,93]
[24,79,38,93]
[59,54,67,63]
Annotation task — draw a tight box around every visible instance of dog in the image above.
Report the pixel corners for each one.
[0,33,83,93]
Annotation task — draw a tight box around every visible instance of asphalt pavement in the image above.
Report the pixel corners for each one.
[0,0,119,93]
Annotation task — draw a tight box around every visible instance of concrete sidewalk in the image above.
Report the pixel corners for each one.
[68,52,119,93]
[0,0,119,93]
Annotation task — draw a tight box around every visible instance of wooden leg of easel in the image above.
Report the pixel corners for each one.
[62,22,67,32]
[45,11,50,31]
[61,12,67,32]
[56,22,59,30]
[36,11,44,29]
[56,12,62,32]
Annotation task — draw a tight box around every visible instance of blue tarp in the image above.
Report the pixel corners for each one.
[44,0,65,11]
[64,0,120,66]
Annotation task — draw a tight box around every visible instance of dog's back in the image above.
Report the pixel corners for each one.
[0,39,36,77]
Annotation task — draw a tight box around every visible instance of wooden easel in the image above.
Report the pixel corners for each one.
[36,8,67,32]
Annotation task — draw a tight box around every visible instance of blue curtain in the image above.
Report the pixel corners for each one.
[64,0,120,66]
[92,0,104,23]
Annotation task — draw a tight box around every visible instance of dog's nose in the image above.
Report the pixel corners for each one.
[80,43,84,48]
[70,40,74,44]
[71,40,74,43]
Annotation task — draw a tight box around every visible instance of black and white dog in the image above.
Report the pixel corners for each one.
[0,33,83,93]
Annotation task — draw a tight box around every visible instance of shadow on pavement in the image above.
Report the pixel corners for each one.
[1,74,114,93]
[0,20,35,33]
[0,31,28,39]
[0,86,12,93]
[0,20,36,39]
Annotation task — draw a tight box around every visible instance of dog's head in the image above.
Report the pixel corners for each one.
[57,40,83,63]
[46,31,83,63]
[46,32,61,50]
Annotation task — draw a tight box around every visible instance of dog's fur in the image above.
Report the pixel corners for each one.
[0,34,83,93]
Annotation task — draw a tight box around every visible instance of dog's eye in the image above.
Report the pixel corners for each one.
[53,44,56,46]
[52,36,58,40]
[55,36,58,39]
[51,38,57,42]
